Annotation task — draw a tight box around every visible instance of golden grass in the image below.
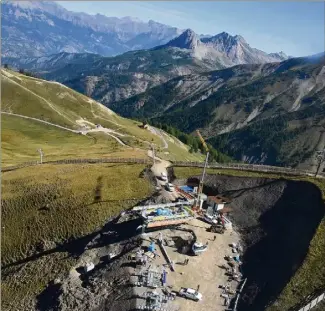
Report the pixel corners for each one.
[1,69,199,166]
[1,163,152,307]
[1,114,151,167]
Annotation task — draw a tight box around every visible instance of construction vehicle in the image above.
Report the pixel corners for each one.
[203,213,218,225]
[161,172,168,181]
[179,287,203,301]
[196,130,209,197]
[166,183,175,192]
[192,241,208,255]
[208,224,225,234]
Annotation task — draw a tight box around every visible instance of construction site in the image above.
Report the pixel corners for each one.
[38,131,325,311]
[50,189,244,311]
[41,130,247,311]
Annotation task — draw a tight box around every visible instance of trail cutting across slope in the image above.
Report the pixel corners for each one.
[2,112,128,147]
[148,126,168,149]
[3,73,75,124]
[1,112,79,133]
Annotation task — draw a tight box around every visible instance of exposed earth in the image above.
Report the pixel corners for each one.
[171,172,325,311]
[2,163,324,311]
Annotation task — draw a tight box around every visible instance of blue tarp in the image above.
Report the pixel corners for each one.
[148,242,155,252]
[234,255,241,262]
[180,186,194,193]
[156,208,172,216]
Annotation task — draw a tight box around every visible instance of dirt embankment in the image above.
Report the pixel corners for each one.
[36,216,144,311]
[173,173,325,311]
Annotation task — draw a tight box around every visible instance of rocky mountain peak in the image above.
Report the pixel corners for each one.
[2,1,184,58]
[164,28,201,49]
[202,32,246,47]
[7,0,65,14]
[234,35,247,44]
[268,51,289,61]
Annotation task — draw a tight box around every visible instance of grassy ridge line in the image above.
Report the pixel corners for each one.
[173,167,325,311]
[1,69,163,146]
[2,69,204,164]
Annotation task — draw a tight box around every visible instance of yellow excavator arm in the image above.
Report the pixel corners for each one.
[196,130,209,153]
[195,129,210,200]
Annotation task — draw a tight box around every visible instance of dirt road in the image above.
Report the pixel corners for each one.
[2,112,128,147]
[148,150,179,201]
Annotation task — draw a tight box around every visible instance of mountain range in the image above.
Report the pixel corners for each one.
[157,29,289,66]
[2,0,288,63]
[114,54,325,169]
[3,25,291,106]
[2,0,324,170]
[1,0,182,58]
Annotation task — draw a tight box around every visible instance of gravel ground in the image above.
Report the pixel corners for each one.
[177,174,325,311]
[45,215,242,311]
[28,173,324,311]
[151,218,242,311]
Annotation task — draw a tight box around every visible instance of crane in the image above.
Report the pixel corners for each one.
[196,130,209,200]
[315,148,325,177]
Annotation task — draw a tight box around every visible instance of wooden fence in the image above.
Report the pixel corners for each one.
[1,158,151,172]
[173,161,325,178]
[2,158,324,178]
[297,291,325,311]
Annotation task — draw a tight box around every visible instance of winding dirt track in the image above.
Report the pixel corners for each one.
[148,125,168,149]
[2,112,127,147]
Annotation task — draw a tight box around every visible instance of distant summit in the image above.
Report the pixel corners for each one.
[158,29,290,65]
[162,29,201,49]
[2,0,291,63]
[268,51,289,61]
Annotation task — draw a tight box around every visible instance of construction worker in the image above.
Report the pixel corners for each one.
[224,296,230,306]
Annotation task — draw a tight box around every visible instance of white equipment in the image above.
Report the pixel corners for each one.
[179,287,203,301]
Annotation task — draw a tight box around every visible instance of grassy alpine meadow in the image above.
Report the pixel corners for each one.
[1,69,163,146]
[1,114,149,167]
[1,114,203,167]
[173,166,325,311]
[156,140,205,162]
[1,69,205,166]
[1,163,152,308]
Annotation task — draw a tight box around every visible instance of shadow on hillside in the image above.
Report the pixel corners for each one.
[237,181,325,311]
[2,230,100,270]
[36,282,61,311]
[2,197,146,270]
[179,174,324,310]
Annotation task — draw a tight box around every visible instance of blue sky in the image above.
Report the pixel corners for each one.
[57,1,324,56]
